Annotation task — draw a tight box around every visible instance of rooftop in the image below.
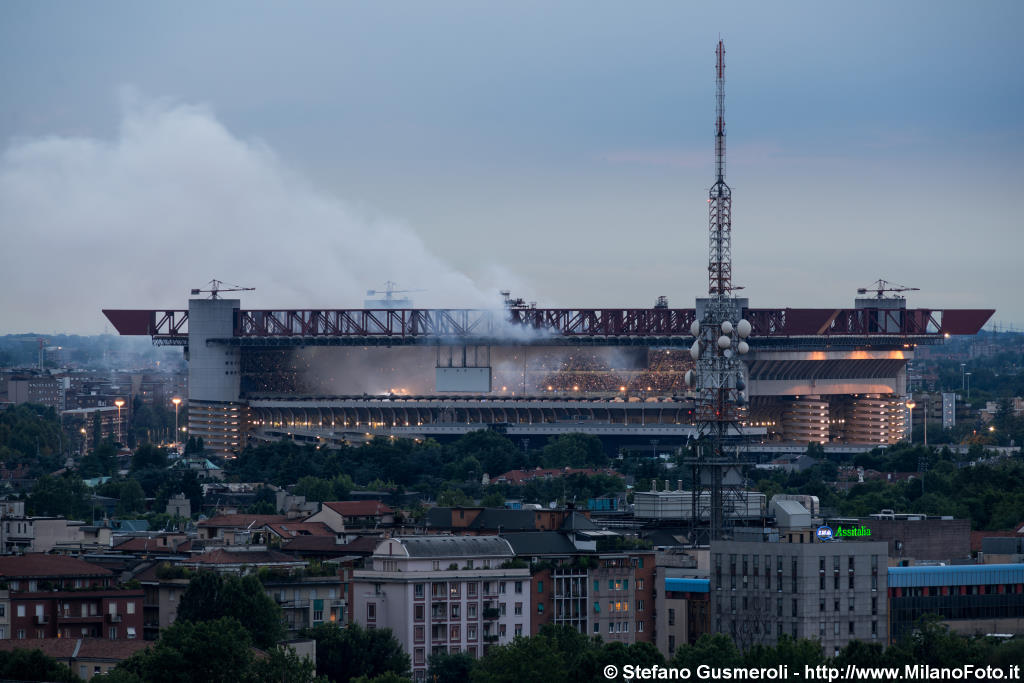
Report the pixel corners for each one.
[0,554,112,579]
[376,535,514,559]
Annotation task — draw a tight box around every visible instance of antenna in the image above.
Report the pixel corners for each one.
[708,39,733,298]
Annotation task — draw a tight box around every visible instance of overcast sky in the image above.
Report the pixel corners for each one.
[1,1,1021,334]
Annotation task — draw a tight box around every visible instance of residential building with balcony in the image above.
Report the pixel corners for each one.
[352,536,531,681]
[0,555,143,642]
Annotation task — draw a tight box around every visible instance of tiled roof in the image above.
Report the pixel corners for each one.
[0,638,149,661]
[493,467,624,485]
[0,554,112,578]
[280,535,380,555]
[264,521,335,538]
[323,500,394,517]
[383,535,513,558]
[197,514,292,528]
[112,536,183,552]
[186,549,303,566]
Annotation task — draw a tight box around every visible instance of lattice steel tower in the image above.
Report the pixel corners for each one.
[685,40,753,544]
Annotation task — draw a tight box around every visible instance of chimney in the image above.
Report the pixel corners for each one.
[677,480,683,491]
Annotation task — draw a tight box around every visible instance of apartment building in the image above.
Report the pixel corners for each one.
[710,536,889,656]
[352,536,531,681]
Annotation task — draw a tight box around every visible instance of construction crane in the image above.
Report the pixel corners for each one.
[365,281,425,308]
[857,279,920,300]
[17,337,48,371]
[190,279,255,299]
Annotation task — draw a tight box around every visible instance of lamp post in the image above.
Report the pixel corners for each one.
[171,397,182,447]
[965,373,972,401]
[923,395,929,448]
[79,427,87,455]
[960,363,966,391]
[906,399,916,443]
[114,399,125,445]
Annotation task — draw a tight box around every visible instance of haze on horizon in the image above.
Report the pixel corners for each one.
[0,1,1021,335]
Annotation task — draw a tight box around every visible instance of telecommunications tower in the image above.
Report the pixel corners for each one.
[684,40,754,543]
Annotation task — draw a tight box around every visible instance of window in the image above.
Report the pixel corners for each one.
[849,597,855,612]
[637,599,644,611]
[594,602,600,613]
[415,626,425,643]
[127,602,135,615]
[834,622,840,636]
[668,608,676,626]
[791,599,797,618]
[776,598,782,617]
[871,621,878,637]
[834,576,840,590]
[819,598,825,613]
[819,575,826,590]
[537,603,543,614]
[109,627,118,640]
[849,575,855,590]
[594,623,600,633]
[451,604,461,619]
[415,605,425,621]
[450,624,461,640]
[871,575,878,591]
[515,581,522,594]
[820,621,826,637]
[871,597,878,616]
[468,624,477,640]
[637,578,644,590]
[514,602,522,616]
[849,621,855,635]
[16,630,24,640]
[415,584,425,599]
[537,581,543,594]
[834,598,840,612]
[16,605,25,618]
[415,648,425,665]
[432,561,440,571]
[499,582,506,594]
[127,627,137,639]
[594,580,599,592]
[29,580,37,591]
[499,604,506,617]
[608,622,613,634]
[467,582,478,597]
[515,624,522,637]
[466,560,473,569]
[637,620,644,632]
[498,624,506,637]
[468,603,477,619]
[367,603,376,621]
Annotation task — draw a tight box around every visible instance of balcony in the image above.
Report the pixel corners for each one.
[108,614,123,623]
[280,600,312,610]
[34,615,49,625]
[57,612,104,623]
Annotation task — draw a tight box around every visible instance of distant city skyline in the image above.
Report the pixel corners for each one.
[1,1,1021,333]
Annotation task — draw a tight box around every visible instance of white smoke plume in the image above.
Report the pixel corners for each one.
[0,91,530,333]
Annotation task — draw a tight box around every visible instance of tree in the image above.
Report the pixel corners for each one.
[177,572,285,649]
[293,476,334,503]
[669,634,742,669]
[251,646,326,683]
[115,617,254,683]
[301,622,410,682]
[427,652,474,683]
[541,433,608,468]
[28,474,92,519]
[480,491,505,508]
[132,443,168,471]
[0,648,81,682]
[437,487,473,507]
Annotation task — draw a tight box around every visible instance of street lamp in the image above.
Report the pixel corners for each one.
[171,397,182,447]
[906,399,916,443]
[79,427,87,455]
[114,399,125,445]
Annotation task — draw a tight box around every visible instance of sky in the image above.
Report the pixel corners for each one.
[0,1,1021,334]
